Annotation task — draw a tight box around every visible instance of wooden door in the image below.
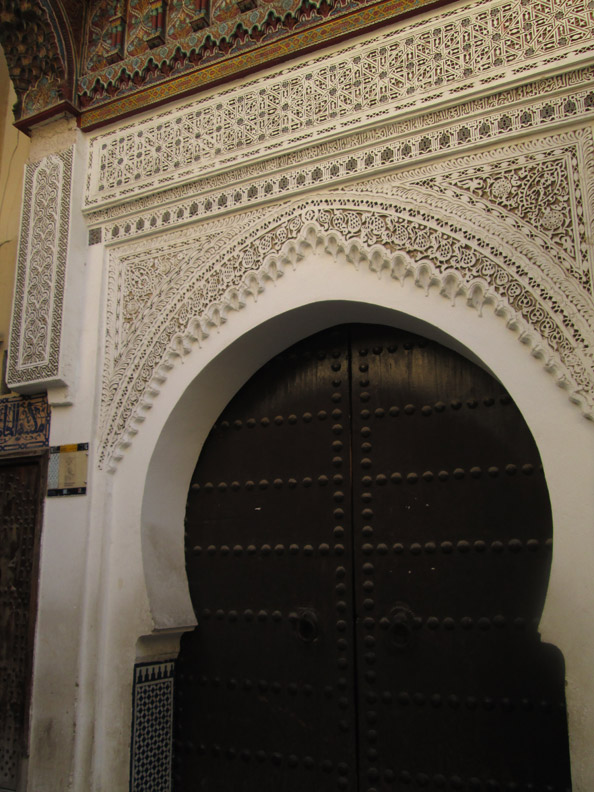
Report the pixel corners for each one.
[0,456,45,791]
[173,325,571,792]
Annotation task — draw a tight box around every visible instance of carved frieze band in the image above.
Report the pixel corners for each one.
[8,148,73,389]
[90,68,594,245]
[84,0,594,211]
[99,130,594,467]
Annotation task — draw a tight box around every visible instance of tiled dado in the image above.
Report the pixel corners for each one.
[130,662,175,792]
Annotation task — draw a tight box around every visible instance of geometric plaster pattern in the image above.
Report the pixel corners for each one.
[100,129,594,467]
[408,145,592,291]
[7,148,73,389]
[89,68,594,245]
[84,0,594,210]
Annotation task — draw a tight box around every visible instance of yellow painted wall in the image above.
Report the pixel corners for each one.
[0,48,30,382]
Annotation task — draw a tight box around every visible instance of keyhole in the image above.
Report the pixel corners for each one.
[391,616,411,648]
[297,612,318,643]
[389,605,414,649]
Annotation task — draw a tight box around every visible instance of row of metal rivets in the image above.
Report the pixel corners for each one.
[335,566,349,675]
[358,395,512,415]
[358,343,424,355]
[193,474,344,491]
[192,542,346,556]
[359,464,538,486]
[359,394,511,408]
[379,691,559,711]
[363,612,528,630]
[178,674,327,696]
[216,409,344,429]
[200,608,283,621]
[361,464,542,476]
[335,559,350,725]
[328,365,351,727]
[357,538,549,555]
[357,362,378,771]
[366,768,556,789]
[358,464,538,478]
[191,743,350,774]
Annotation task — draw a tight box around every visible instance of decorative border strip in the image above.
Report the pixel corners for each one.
[78,0,442,129]
[7,148,73,389]
[0,394,50,454]
[130,662,175,792]
[93,73,594,244]
[84,0,594,210]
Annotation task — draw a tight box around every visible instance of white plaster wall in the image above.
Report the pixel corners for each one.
[87,249,594,791]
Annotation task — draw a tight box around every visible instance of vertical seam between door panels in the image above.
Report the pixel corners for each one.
[346,325,361,792]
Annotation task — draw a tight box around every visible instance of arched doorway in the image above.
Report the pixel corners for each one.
[173,324,571,790]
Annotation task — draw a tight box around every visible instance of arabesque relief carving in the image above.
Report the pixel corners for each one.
[99,129,594,467]
[7,148,73,389]
[84,0,594,209]
[86,64,594,244]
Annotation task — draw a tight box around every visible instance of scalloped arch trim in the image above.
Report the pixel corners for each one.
[101,194,594,468]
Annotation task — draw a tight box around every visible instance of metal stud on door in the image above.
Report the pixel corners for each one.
[174,325,572,792]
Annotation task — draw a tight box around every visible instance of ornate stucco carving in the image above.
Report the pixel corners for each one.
[7,148,73,390]
[99,129,594,467]
[86,65,594,245]
[84,0,594,211]
[79,0,441,118]
[0,0,68,120]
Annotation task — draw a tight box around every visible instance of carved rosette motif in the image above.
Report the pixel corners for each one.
[99,129,594,467]
[7,149,73,388]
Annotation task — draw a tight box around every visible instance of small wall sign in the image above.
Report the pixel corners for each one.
[47,443,89,497]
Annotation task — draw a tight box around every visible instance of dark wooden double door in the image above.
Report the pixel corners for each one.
[174,325,571,792]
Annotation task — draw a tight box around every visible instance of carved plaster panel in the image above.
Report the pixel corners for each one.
[90,66,594,245]
[84,0,594,211]
[101,207,274,464]
[100,129,594,467]
[405,145,593,292]
[7,148,73,390]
